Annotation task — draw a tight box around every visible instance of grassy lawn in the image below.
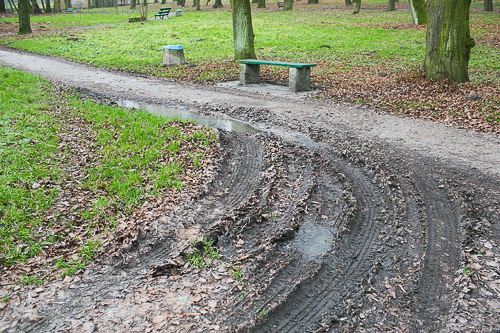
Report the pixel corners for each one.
[0,67,216,284]
[0,1,499,133]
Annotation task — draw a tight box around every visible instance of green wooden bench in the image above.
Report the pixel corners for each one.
[277,1,284,8]
[237,59,317,92]
[66,7,74,13]
[155,7,171,19]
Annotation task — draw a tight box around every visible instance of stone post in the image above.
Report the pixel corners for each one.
[163,45,186,66]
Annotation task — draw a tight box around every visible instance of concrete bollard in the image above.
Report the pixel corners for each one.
[163,45,185,66]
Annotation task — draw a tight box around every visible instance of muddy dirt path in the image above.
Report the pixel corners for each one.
[1,49,499,332]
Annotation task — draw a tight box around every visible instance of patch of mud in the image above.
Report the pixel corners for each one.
[0,50,499,332]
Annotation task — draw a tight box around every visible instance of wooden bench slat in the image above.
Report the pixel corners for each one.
[237,59,317,69]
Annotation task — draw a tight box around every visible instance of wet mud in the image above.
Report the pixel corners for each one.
[0,49,498,332]
[15,125,499,332]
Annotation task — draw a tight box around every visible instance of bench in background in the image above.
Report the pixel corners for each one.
[237,59,317,92]
[155,7,171,19]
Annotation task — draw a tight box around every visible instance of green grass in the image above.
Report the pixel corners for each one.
[0,67,216,280]
[1,2,498,81]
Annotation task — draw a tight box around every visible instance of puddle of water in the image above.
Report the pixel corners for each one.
[292,223,333,258]
[117,100,258,133]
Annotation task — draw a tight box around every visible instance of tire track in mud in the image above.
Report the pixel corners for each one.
[252,150,388,332]
[18,132,267,332]
[411,170,461,331]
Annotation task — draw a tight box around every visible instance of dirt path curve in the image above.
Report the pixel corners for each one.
[1,49,500,333]
[0,47,499,177]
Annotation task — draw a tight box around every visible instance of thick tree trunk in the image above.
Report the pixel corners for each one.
[213,0,223,8]
[0,0,6,13]
[256,0,264,7]
[284,0,292,10]
[425,0,475,83]
[130,0,136,9]
[161,0,166,4]
[352,0,360,13]
[408,0,426,25]
[230,0,256,60]
[196,0,200,10]
[484,0,493,11]
[344,0,351,4]
[45,0,51,12]
[388,0,395,10]
[18,0,31,34]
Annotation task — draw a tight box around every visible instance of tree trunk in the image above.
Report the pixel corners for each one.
[45,0,51,12]
[308,0,319,4]
[484,0,493,11]
[161,0,166,4]
[213,0,223,8]
[352,0,360,13]
[196,0,200,10]
[40,0,46,12]
[8,0,18,12]
[0,0,6,13]
[31,0,42,12]
[425,0,475,83]
[53,0,60,12]
[18,0,31,34]
[388,0,395,10]
[230,0,256,60]
[344,0,351,5]
[130,0,135,9]
[65,0,72,8]
[256,0,264,8]
[408,0,426,25]
[284,0,292,10]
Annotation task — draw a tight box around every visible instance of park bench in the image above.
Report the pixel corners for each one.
[155,7,171,19]
[66,7,74,13]
[277,1,284,8]
[237,59,317,92]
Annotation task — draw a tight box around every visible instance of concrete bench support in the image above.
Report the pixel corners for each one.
[237,59,316,92]
[240,64,260,85]
[289,67,311,92]
[163,45,185,66]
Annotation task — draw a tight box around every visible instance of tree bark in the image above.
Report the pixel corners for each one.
[130,0,136,9]
[408,0,426,25]
[284,0,292,10]
[230,0,256,60]
[484,0,493,11]
[8,0,18,12]
[388,0,395,10]
[213,0,223,8]
[352,0,360,13]
[256,0,264,7]
[425,0,475,83]
[18,0,31,34]
[344,0,351,5]
[31,0,42,12]
[53,0,60,12]
[0,0,7,13]
[45,0,51,12]
[196,0,200,10]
